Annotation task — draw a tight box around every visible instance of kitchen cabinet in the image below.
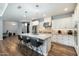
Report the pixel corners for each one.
[52,35,74,47]
[75,23,79,55]
[74,4,79,17]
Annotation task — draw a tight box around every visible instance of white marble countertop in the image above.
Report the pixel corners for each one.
[20,33,52,40]
[20,33,52,55]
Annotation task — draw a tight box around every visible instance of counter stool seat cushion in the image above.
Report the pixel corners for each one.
[30,38,43,47]
[22,36,30,43]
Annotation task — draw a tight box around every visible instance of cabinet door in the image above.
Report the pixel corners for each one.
[52,35,56,42]
[52,35,74,47]
[67,35,74,46]
[77,23,79,46]
[62,36,69,46]
[58,35,63,44]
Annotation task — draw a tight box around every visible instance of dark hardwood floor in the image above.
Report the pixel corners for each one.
[0,36,77,56]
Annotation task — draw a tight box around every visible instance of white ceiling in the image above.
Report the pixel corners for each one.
[0,3,8,16]
[2,3,77,22]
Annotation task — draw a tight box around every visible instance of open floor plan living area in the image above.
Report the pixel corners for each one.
[0,3,79,56]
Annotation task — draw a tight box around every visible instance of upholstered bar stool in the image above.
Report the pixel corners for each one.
[18,35,23,48]
[18,35,23,41]
[22,36,31,47]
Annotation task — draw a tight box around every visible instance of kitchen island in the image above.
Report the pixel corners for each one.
[20,33,52,56]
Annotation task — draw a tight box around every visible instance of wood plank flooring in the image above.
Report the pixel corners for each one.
[0,36,77,56]
[48,42,77,56]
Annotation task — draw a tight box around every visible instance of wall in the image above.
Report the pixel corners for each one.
[0,16,3,40]
[17,22,23,34]
[3,21,18,34]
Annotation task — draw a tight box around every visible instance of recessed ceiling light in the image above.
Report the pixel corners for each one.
[64,8,68,11]
[25,11,27,13]
[36,5,39,7]
[17,6,22,9]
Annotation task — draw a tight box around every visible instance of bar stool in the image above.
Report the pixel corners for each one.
[22,36,30,46]
[18,35,23,48]
[13,33,16,36]
[18,35,23,41]
[30,37,43,55]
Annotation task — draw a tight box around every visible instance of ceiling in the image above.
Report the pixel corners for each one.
[2,3,77,22]
[0,3,8,16]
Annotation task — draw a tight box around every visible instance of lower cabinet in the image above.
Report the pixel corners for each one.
[52,35,74,47]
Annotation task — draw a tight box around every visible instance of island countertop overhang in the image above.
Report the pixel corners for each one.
[20,33,52,40]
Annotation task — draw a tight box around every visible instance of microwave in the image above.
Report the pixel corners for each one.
[43,22,52,27]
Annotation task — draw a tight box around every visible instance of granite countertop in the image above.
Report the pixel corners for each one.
[21,33,52,40]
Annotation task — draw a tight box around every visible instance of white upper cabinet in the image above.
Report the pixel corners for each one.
[74,4,79,17]
[32,21,39,26]
[52,17,73,29]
